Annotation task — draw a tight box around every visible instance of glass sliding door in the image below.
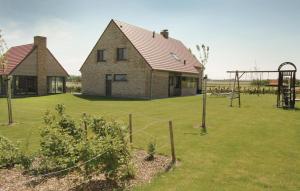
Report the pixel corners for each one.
[47,76,65,94]
[48,77,56,93]
[56,77,63,93]
[14,76,37,95]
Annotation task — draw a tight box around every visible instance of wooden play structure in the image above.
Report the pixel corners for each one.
[227,62,297,109]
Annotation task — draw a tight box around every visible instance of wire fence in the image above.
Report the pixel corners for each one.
[0,105,177,190]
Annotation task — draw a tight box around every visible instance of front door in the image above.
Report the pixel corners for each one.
[105,74,112,97]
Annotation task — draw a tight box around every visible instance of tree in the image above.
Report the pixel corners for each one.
[0,30,8,78]
[0,30,8,68]
[196,44,209,67]
[196,44,210,93]
[0,29,13,125]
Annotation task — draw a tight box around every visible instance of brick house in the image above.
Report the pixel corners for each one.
[80,20,203,99]
[0,36,68,96]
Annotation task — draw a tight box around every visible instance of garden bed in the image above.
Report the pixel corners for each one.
[0,150,171,191]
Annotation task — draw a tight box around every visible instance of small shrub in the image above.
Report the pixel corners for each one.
[66,85,81,93]
[19,154,32,170]
[120,162,135,180]
[55,104,65,115]
[75,86,82,93]
[38,104,132,182]
[38,104,83,174]
[0,136,31,169]
[146,139,156,161]
[91,120,131,180]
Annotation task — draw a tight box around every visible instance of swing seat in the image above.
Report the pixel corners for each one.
[228,92,239,99]
[219,92,231,96]
[211,92,230,97]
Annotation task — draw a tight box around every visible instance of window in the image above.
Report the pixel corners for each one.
[170,52,181,61]
[114,74,127,81]
[175,76,181,88]
[117,48,127,61]
[14,76,37,95]
[106,74,113,80]
[181,77,196,88]
[97,49,106,62]
[47,76,65,93]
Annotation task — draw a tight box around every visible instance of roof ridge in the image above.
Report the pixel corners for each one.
[113,20,188,50]
[113,19,182,42]
[112,19,157,35]
[9,43,34,49]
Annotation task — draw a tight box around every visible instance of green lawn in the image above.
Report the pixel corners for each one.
[0,94,300,191]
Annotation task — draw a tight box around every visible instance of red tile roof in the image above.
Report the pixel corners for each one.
[0,44,34,75]
[267,79,278,86]
[113,20,202,74]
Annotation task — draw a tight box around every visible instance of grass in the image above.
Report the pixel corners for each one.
[0,94,300,191]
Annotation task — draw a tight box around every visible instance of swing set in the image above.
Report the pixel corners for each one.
[227,62,298,109]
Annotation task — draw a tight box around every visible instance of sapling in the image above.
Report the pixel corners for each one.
[146,139,156,161]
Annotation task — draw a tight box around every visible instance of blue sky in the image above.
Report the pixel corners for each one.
[1,0,299,78]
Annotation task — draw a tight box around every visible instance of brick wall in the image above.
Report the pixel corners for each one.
[45,50,68,77]
[151,70,169,98]
[81,21,152,99]
[11,49,37,76]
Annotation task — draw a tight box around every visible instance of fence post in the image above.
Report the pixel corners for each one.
[129,114,132,143]
[82,112,88,180]
[83,113,88,140]
[168,120,176,164]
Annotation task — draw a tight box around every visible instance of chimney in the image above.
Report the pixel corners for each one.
[34,36,47,96]
[160,29,169,39]
[34,36,47,48]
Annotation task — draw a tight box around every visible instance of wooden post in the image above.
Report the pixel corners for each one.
[201,75,207,133]
[6,76,13,125]
[129,114,132,143]
[83,113,88,140]
[277,72,282,108]
[82,113,89,180]
[237,72,241,107]
[168,120,176,164]
[230,71,237,107]
[292,71,296,108]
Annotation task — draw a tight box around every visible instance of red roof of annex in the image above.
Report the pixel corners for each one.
[0,44,34,75]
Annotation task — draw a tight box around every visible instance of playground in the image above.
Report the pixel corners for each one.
[206,62,299,108]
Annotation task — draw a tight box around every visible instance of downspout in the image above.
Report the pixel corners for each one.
[149,69,153,99]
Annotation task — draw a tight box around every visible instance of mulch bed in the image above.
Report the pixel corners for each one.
[0,150,172,191]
